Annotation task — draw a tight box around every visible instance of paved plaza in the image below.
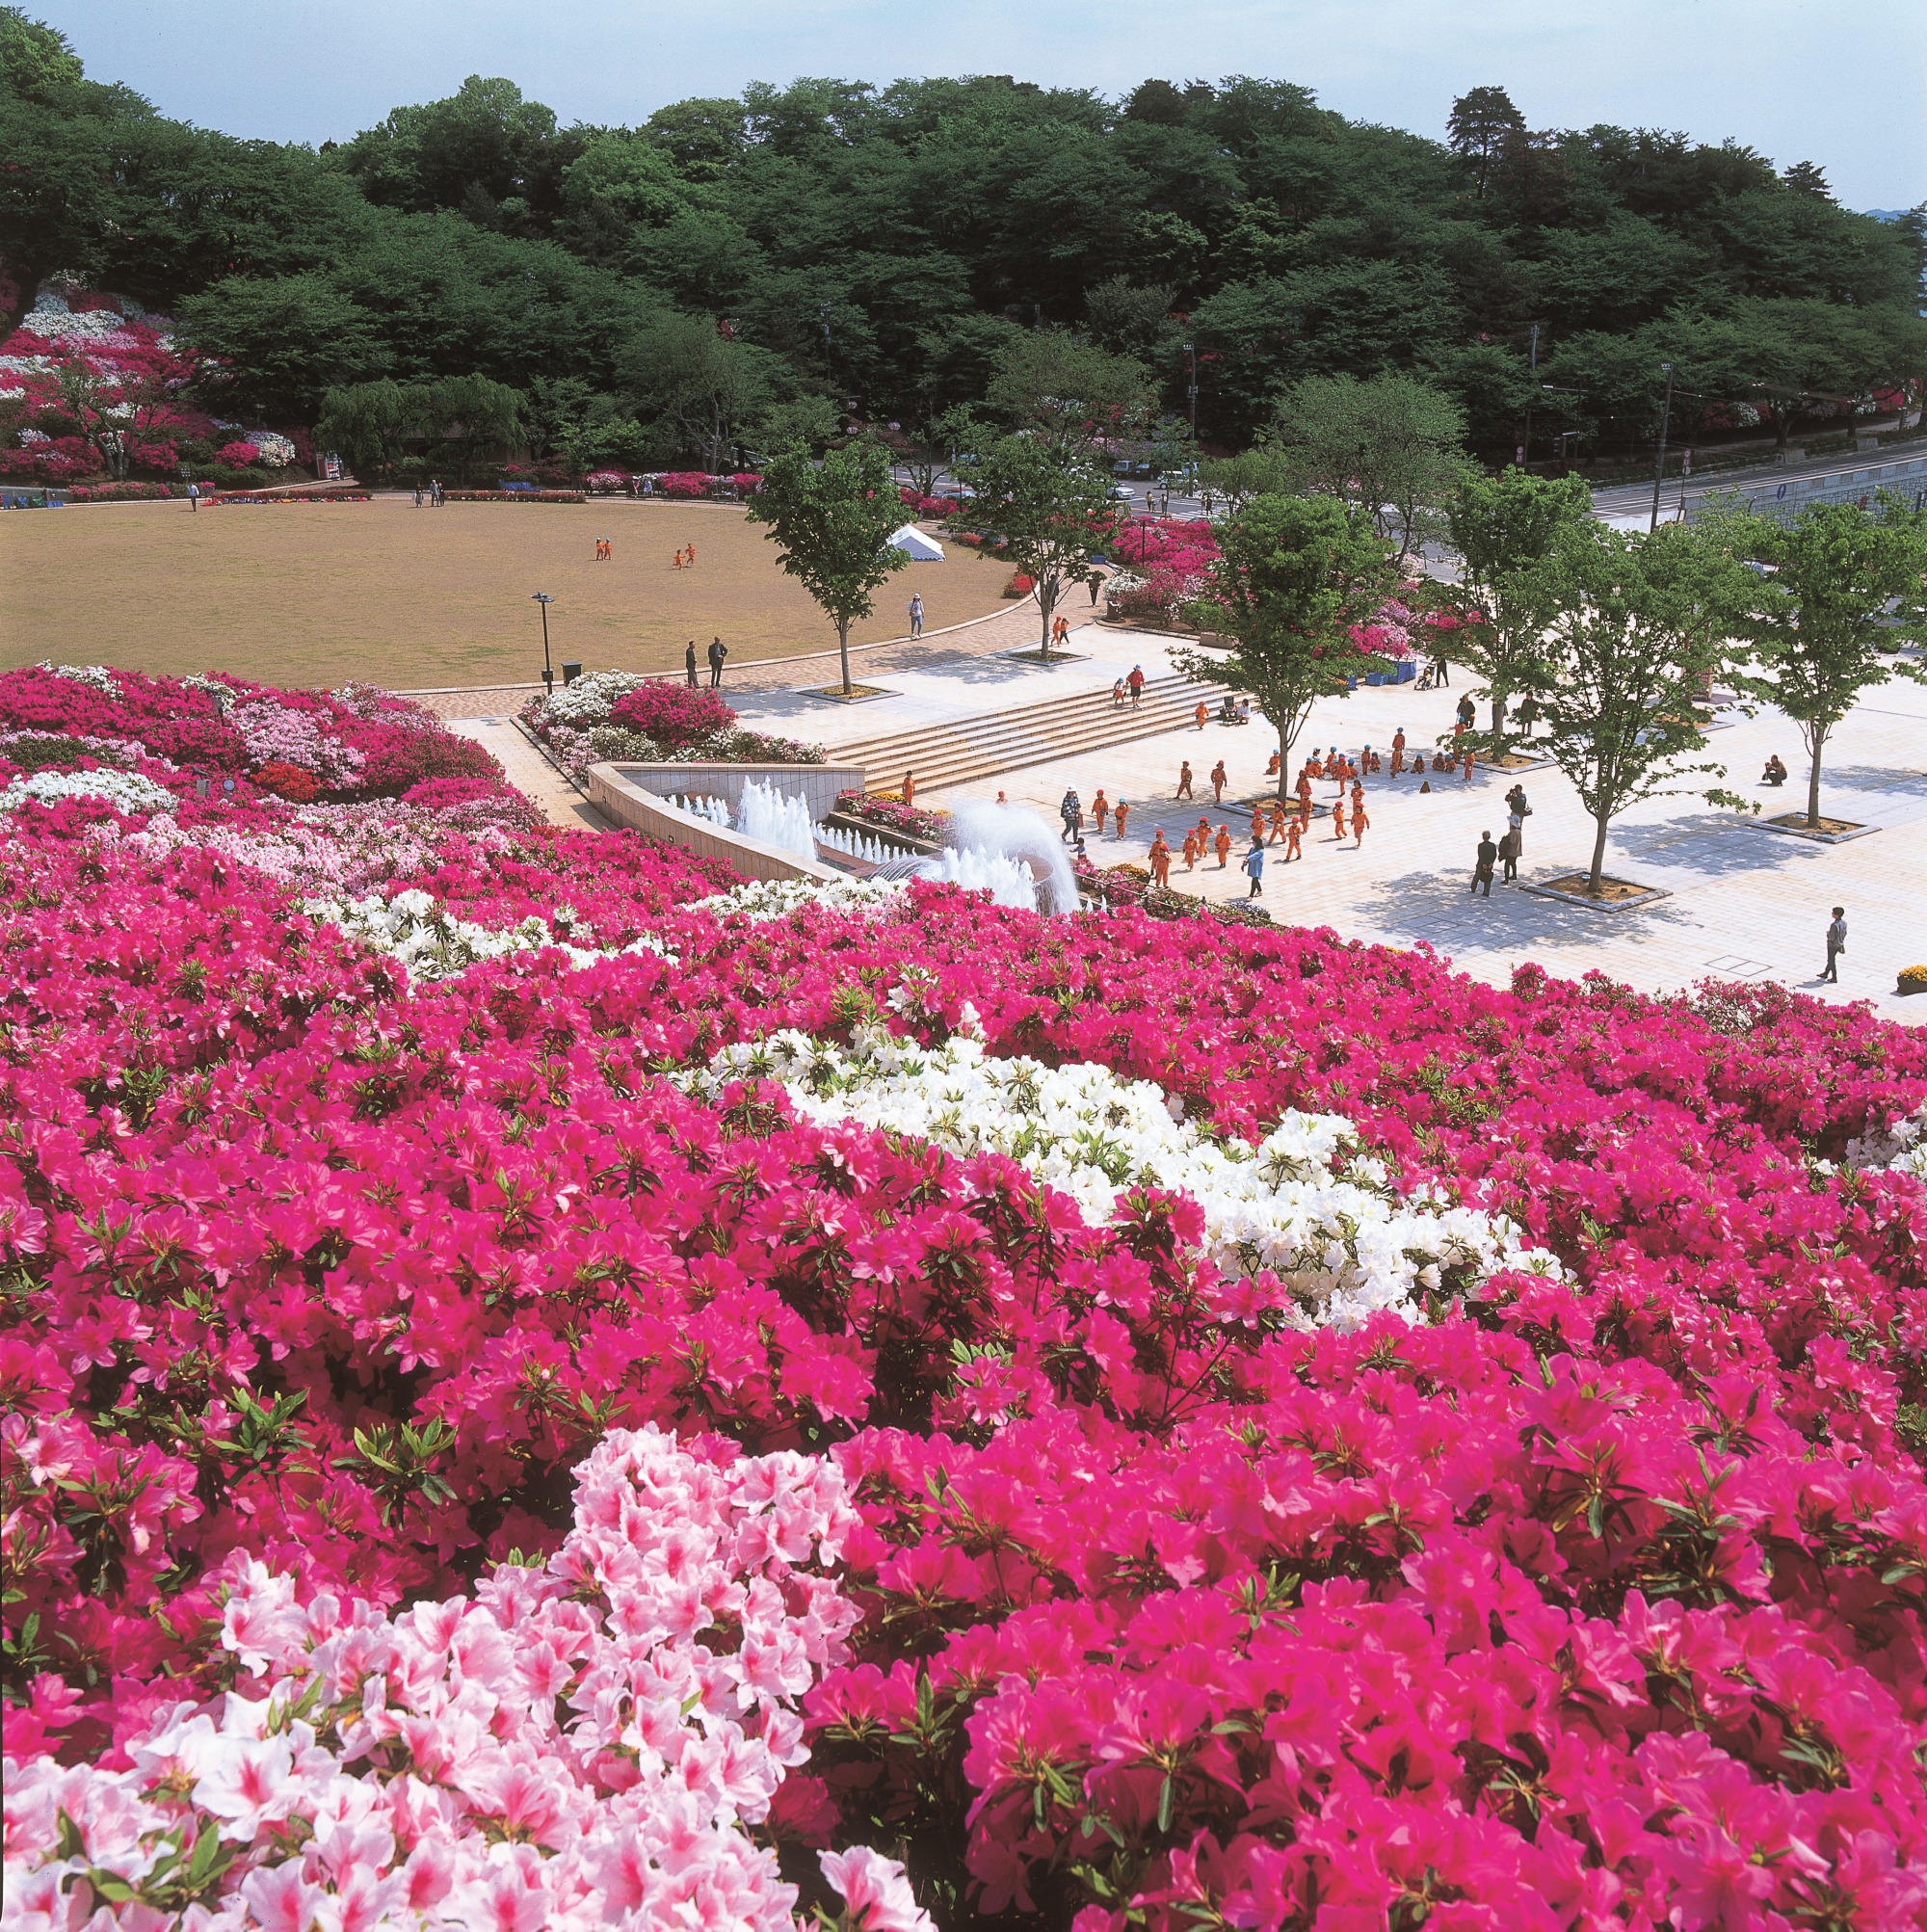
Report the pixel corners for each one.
[726,618,1927,1019]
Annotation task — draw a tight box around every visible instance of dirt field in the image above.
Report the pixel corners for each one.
[0,495,1016,689]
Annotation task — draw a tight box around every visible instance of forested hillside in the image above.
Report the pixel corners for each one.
[2,6,1922,466]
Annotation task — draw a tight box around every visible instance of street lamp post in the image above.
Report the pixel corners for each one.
[1183,341,1199,444]
[532,592,555,693]
[1649,362,1676,535]
[1519,322,1540,467]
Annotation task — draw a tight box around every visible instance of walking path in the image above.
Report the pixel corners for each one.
[445,717,609,832]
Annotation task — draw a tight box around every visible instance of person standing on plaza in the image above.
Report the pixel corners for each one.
[1148,828,1170,886]
[1060,787,1082,844]
[1283,813,1304,862]
[686,639,700,688]
[1332,797,1347,842]
[1391,728,1406,776]
[1244,838,1265,900]
[1127,664,1146,707]
[1472,832,1497,896]
[1824,907,1847,982]
[1352,796,1369,847]
[1210,759,1227,806]
[1113,798,1130,841]
[707,636,727,687]
[187,481,200,513]
[1181,829,1200,871]
[1497,824,1519,883]
[1195,700,1209,732]
[1505,784,1530,860]
[908,593,924,639]
[1214,824,1232,869]
[903,772,916,809]
[1176,759,1194,800]
[1462,747,1475,785]
[1092,788,1108,834]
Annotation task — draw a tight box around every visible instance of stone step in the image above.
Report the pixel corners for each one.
[842,675,1232,792]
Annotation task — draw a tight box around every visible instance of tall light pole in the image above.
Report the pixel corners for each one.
[532,592,555,693]
[1519,322,1540,467]
[1649,361,1676,535]
[1183,340,1199,445]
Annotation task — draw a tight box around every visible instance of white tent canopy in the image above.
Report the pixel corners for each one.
[885,522,944,561]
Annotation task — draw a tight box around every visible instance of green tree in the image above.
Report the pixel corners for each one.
[315,374,524,479]
[747,438,910,697]
[1446,86,1525,199]
[1196,447,1293,515]
[1444,467,1596,750]
[1271,373,1468,564]
[983,330,1156,441]
[950,436,1116,656]
[1174,492,1398,802]
[617,313,778,471]
[174,274,387,417]
[1531,521,1752,892]
[1706,495,1927,828]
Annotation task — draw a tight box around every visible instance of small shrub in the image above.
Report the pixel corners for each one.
[253,759,323,803]
[609,683,735,751]
[1900,965,1927,995]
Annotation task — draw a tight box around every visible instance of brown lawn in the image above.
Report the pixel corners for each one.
[0,495,1014,689]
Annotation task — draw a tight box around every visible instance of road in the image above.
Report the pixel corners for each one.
[1589,441,1927,524]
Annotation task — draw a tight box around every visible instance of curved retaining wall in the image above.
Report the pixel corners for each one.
[585,761,864,884]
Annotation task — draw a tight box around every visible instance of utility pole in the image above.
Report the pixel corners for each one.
[1183,340,1199,444]
[1649,361,1676,535]
[1519,323,1540,467]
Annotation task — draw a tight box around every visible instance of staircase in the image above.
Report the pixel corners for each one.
[841,672,1228,794]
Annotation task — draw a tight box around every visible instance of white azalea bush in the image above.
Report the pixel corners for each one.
[307,887,674,982]
[693,876,910,924]
[1,1425,931,1932]
[687,1025,1560,1328]
[0,768,176,814]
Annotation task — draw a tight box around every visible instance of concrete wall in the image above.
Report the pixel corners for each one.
[585,762,853,884]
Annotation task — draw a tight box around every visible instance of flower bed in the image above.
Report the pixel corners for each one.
[439,489,586,504]
[10,692,1927,1927]
[523,674,827,782]
[833,788,950,842]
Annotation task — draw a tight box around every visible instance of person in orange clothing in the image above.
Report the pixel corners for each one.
[1181,830,1199,871]
[1350,780,1364,816]
[1265,749,1280,780]
[1294,768,1313,812]
[686,541,697,567]
[1352,798,1370,846]
[1113,798,1130,841]
[1283,813,1304,862]
[1250,805,1268,845]
[1176,759,1194,799]
[1462,747,1476,785]
[903,772,916,808]
[1391,728,1407,776]
[672,548,684,569]
[1194,814,1212,854]
[1268,801,1288,845]
[1210,759,1227,805]
[1332,798,1347,841]
[1148,829,1171,886]
[1214,825,1232,868]
[1091,788,1109,834]
[1195,701,1209,731]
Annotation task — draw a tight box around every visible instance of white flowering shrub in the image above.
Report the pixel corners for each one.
[0,769,175,815]
[307,888,675,982]
[691,876,910,925]
[690,1027,1560,1327]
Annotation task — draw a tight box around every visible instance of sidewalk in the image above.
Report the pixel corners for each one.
[445,718,609,831]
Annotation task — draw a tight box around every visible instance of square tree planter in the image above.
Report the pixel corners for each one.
[1754,812,1877,845]
[1521,872,1672,911]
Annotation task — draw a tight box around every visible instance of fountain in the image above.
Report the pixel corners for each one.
[934,801,1082,914]
[918,844,1042,912]
[734,779,818,860]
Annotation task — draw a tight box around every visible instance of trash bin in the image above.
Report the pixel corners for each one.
[562,662,583,686]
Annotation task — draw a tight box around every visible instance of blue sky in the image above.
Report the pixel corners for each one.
[40,0,1924,212]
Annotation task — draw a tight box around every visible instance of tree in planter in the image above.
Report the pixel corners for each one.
[747,438,909,698]
[949,436,1115,657]
[1444,466,1595,754]
[1173,493,1399,804]
[1704,493,1927,829]
[1531,519,1754,894]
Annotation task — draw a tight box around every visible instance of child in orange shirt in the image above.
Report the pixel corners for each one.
[1283,814,1303,861]
[1333,799,1347,841]
[1352,801,1370,846]
[1214,826,1232,868]
[1092,789,1109,834]
[1113,799,1130,841]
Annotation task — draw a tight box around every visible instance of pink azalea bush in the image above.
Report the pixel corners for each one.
[9,703,1927,1925]
[610,683,737,750]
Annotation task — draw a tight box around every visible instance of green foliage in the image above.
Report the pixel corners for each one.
[1270,373,1469,562]
[175,273,387,415]
[748,437,910,692]
[1703,495,1927,825]
[1174,492,1398,794]
[315,373,525,478]
[1528,520,1755,889]
[3,33,1918,464]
